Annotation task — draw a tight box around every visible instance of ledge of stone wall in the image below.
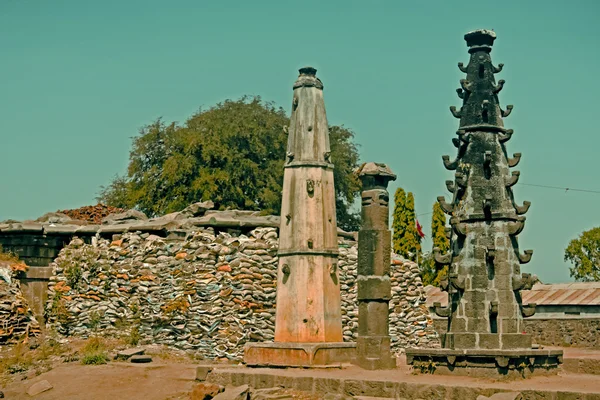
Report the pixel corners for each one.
[45,228,439,360]
[0,211,355,239]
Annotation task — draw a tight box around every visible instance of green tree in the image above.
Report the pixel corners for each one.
[392,188,407,254]
[399,192,422,262]
[564,227,600,281]
[98,96,362,231]
[421,202,450,286]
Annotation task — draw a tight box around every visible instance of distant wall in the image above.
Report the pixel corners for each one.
[432,316,600,349]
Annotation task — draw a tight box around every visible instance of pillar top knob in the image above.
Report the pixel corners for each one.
[357,162,396,190]
[293,66,323,89]
[464,29,496,52]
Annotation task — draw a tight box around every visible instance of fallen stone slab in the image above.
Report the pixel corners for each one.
[130,355,153,363]
[324,394,355,400]
[212,384,250,400]
[116,348,145,361]
[252,387,292,400]
[27,380,53,396]
[477,394,522,400]
[190,382,224,400]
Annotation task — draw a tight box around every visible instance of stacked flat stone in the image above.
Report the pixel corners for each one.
[45,230,438,359]
[0,263,40,344]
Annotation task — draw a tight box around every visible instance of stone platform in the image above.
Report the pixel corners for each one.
[243,342,356,367]
[205,363,600,399]
[405,348,563,378]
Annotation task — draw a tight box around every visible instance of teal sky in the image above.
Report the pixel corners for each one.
[1,0,599,283]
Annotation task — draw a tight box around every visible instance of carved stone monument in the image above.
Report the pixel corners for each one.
[244,67,355,367]
[355,162,396,370]
[406,30,563,377]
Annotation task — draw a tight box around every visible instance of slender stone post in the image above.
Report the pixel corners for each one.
[355,162,396,370]
[243,67,355,367]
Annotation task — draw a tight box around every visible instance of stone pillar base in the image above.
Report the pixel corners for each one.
[406,348,563,379]
[243,342,356,367]
[354,335,396,370]
[442,332,532,350]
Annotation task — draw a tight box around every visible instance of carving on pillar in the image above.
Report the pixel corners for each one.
[354,162,396,370]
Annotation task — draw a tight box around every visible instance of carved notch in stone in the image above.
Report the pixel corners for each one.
[515,200,531,215]
[501,105,513,117]
[446,180,456,193]
[437,196,454,214]
[522,303,536,318]
[499,128,514,143]
[507,217,526,235]
[434,302,451,317]
[450,106,462,119]
[490,301,499,315]
[450,217,466,236]
[505,171,520,187]
[433,247,452,265]
[449,273,465,290]
[455,172,468,187]
[518,249,534,264]
[306,179,315,197]
[442,155,459,170]
[493,79,505,93]
[508,152,521,167]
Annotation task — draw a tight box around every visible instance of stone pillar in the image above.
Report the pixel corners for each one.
[405,29,562,377]
[243,67,355,367]
[355,163,396,370]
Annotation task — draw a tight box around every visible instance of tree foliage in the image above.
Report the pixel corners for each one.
[392,188,421,262]
[98,96,362,231]
[564,227,600,282]
[421,202,450,286]
[399,193,422,262]
[392,188,406,254]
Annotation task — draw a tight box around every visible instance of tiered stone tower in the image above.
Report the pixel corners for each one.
[406,30,562,377]
[244,67,355,367]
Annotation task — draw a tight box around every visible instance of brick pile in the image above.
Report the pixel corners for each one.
[57,204,126,224]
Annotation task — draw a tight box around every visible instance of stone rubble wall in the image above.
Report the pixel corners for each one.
[0,262,41,344]
[45,228,439,360]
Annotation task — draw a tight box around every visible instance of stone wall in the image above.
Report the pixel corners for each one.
[45,228,439,360]
[523,318,600,348]
[433,317,600,349]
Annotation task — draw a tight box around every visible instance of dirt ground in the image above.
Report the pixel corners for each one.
[2,362,197,400]
[1,347,600,399]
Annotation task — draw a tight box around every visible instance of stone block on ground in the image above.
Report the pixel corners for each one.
[212,384,249,400]
[130,354,153,363]
[190,383,224,400]
[323,394,355,400]
[196,366,214,381]
[251,387,292,400]
[116,348,145,360]
[477,393,522,400]
[27,380,53,396]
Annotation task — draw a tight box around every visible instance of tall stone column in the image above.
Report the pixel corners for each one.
[244,67,355,367]
[405,30,562,377]
[355,163,396,370]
